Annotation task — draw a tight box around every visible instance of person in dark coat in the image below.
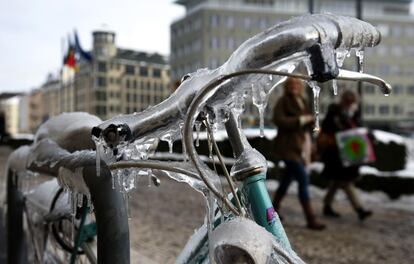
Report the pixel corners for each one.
[319,89,372,221]
[272,77,325,230]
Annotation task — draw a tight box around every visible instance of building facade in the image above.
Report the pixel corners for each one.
[0,95,23,136]
[72,31,171,120]
[36,30,172,126]
[170,0,414,130]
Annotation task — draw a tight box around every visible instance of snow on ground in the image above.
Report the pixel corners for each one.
[309,161,414,179]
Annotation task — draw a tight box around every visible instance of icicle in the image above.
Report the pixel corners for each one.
[93,136,103,177]
[67,188,72,205]
[308,81,321,133]
[122,169,136,193]
[70,190,77,216]
[206,192,216,262]
[233,95,245,128]
[179,123,187,161]
[123,193,131,219]
[111,170,118,190]
[332,79,338,96]
[251,83,268,137]
[213,107,230,130]
[132,170,138,189]
[117,169,123,190]
[160,133,174,154]
[147,169,152,187]
[86,194,93,213]
[77,193,84,208]
[207,129,213,159]
[195,121,201,147]
[269,74,273,81]
[356,49,364,73]
[335,49,349,67]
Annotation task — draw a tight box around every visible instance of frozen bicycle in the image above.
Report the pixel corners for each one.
[6,14,392,264]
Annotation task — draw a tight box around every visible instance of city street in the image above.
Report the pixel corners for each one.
[1,146,413,263]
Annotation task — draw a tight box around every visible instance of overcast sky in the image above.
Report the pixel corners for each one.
[1,1,413,93]
[0,0,184,92]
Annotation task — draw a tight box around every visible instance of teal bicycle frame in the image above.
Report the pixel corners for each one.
[242,172,291,250]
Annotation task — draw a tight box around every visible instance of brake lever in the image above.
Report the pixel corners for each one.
[336,69,392,95]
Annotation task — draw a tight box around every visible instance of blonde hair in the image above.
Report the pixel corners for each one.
[283,77,304,95]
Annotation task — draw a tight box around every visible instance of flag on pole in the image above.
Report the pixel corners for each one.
[74,30,92,62]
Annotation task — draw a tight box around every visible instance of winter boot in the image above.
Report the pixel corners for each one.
[356,208,373,221]
[301,200,326,230]
[323,204,341,218]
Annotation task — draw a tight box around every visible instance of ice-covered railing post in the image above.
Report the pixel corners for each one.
[6,113,131,264]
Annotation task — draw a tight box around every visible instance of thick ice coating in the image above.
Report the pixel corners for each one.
[92,13,381,147]
[36,112,102,152]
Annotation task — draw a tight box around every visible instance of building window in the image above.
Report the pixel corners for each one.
[153,68,161,78]
[244,17,252,29]
[393,85,403,95]
[126,79,130,89]
[97,77,107,87]
[133,80,137,89]
[97,62,107,72]
[209,14,219,28]
[140,67,148,76]
[391,25,403,37]
[364,84,375,94]
[379,105,389,115]
[95,91,107,101]
[393,105,404,115]
[226,16,235,28]
[125,65,135,75]
[408,86,414,95]
[95,106,107,116]
[209,37,220,49]
[378,64,390,75]
[193,18,201,31]
[227,37,235,50]
[259,18,268,29]
[364,104,375,115]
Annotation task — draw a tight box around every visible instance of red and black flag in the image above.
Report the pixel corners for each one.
[63,45,76,69]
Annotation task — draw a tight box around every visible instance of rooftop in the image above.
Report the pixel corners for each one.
[116,48,168,65]
[175,0,412,6]
[0,93,24,101]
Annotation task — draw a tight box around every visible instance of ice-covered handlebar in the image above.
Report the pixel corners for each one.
[91,14,383,147]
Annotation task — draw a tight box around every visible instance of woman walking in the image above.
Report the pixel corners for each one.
[319,89,372,221]
[272,77,325,230]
